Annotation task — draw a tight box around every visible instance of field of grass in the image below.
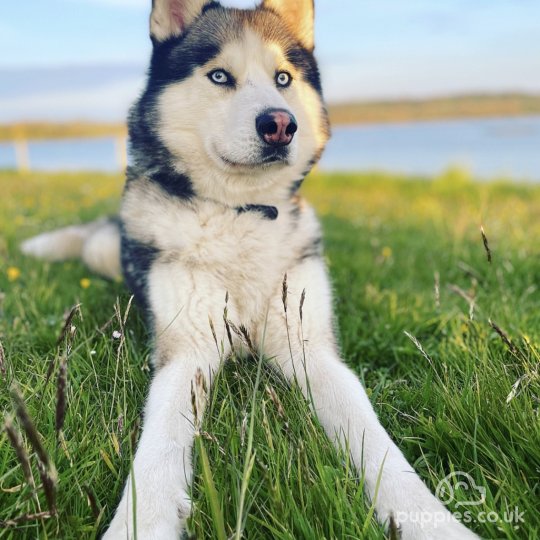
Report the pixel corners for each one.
[0,169,539,539]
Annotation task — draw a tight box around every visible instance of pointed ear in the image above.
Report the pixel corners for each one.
[262,0,314,51]
[150,0,213,42]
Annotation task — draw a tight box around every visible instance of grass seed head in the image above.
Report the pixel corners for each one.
[83,485,100,519]
[240,413,248,446]
[282,273,288,313]
[239,324,256,356]
[117,413,124,439]
[56,303,81,346]
[434,271,440,311]
[404,331,434,365]
[37,461,57,514]
[265,385,286,419]
[299,289,306,322]
[0,340,6,379]
[11,385,55,477]
[55,355,68,436]
[122,295,134,326]
[208,316,218,347]
[223,308,235,353]
[489,319,518,354]
[130,417,141,452]
[388,515,401,539]
[191,368,208,433]
[0,511,53,528]
[480,225,492,263]
[3,415,35,489]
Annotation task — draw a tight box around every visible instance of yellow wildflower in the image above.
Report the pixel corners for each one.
[80,278,91,289]
[381,246,393,258]
[7,267,21,282]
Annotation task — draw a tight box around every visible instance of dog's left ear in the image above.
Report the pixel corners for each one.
[150,0,213,42]
[262,0,314,52]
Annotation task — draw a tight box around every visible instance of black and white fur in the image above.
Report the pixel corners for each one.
[22,1,478,538]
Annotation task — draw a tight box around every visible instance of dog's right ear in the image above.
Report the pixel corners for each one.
[261,0,314,51]
[150,0,213,43]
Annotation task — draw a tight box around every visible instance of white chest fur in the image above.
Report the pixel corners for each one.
[121,178,321,327]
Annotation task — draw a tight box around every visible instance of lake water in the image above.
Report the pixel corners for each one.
[1,115,539,181]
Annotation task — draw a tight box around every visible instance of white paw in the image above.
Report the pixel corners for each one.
[102,516,182,540]
[102,489,191,540]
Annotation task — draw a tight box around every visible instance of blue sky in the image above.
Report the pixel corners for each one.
[1,0,540,121]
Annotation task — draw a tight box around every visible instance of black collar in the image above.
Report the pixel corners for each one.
[236,204,279,221]
[143,170,280,221]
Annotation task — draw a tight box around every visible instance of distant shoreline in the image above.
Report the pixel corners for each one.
[328,93,540,126]
[1,93,539,141]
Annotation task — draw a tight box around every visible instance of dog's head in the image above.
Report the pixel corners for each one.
[132,0,329,202]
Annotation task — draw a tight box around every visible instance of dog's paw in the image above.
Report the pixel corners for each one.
[102,489,190,540]
[102,518,182,540]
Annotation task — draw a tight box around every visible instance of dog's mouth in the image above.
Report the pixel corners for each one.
[216,147,290,170]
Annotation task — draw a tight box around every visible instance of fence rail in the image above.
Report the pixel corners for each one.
[3,135,129,172]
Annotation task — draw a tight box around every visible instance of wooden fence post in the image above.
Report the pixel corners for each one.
[115,135,128,170]
[14,138,30,172]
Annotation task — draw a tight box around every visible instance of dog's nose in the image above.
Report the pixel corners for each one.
[256,109,298,146]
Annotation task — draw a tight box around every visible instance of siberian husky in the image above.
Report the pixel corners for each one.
[22,1,478,538]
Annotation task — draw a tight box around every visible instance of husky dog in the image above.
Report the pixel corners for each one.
[22,1,479,538]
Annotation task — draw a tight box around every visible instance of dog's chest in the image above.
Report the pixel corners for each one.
[121,180,321,323]
[164,202,299,284]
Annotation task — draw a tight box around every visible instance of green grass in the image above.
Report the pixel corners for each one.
[0,169,539,539]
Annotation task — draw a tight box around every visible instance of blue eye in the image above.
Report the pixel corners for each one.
[276,71,292,88]
[208,69,230,85]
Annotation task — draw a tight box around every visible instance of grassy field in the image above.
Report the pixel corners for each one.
[0,170,539,539]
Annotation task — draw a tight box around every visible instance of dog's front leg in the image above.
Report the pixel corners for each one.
[102,355,216,540]
[265,259,479,539]
[101,251,234,539]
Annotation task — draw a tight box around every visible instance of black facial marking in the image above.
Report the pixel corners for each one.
[151,170,195,199]
[149,41,221,87]
[286,46,323,96]
[237,205,279,221]
[201,1,221,15]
